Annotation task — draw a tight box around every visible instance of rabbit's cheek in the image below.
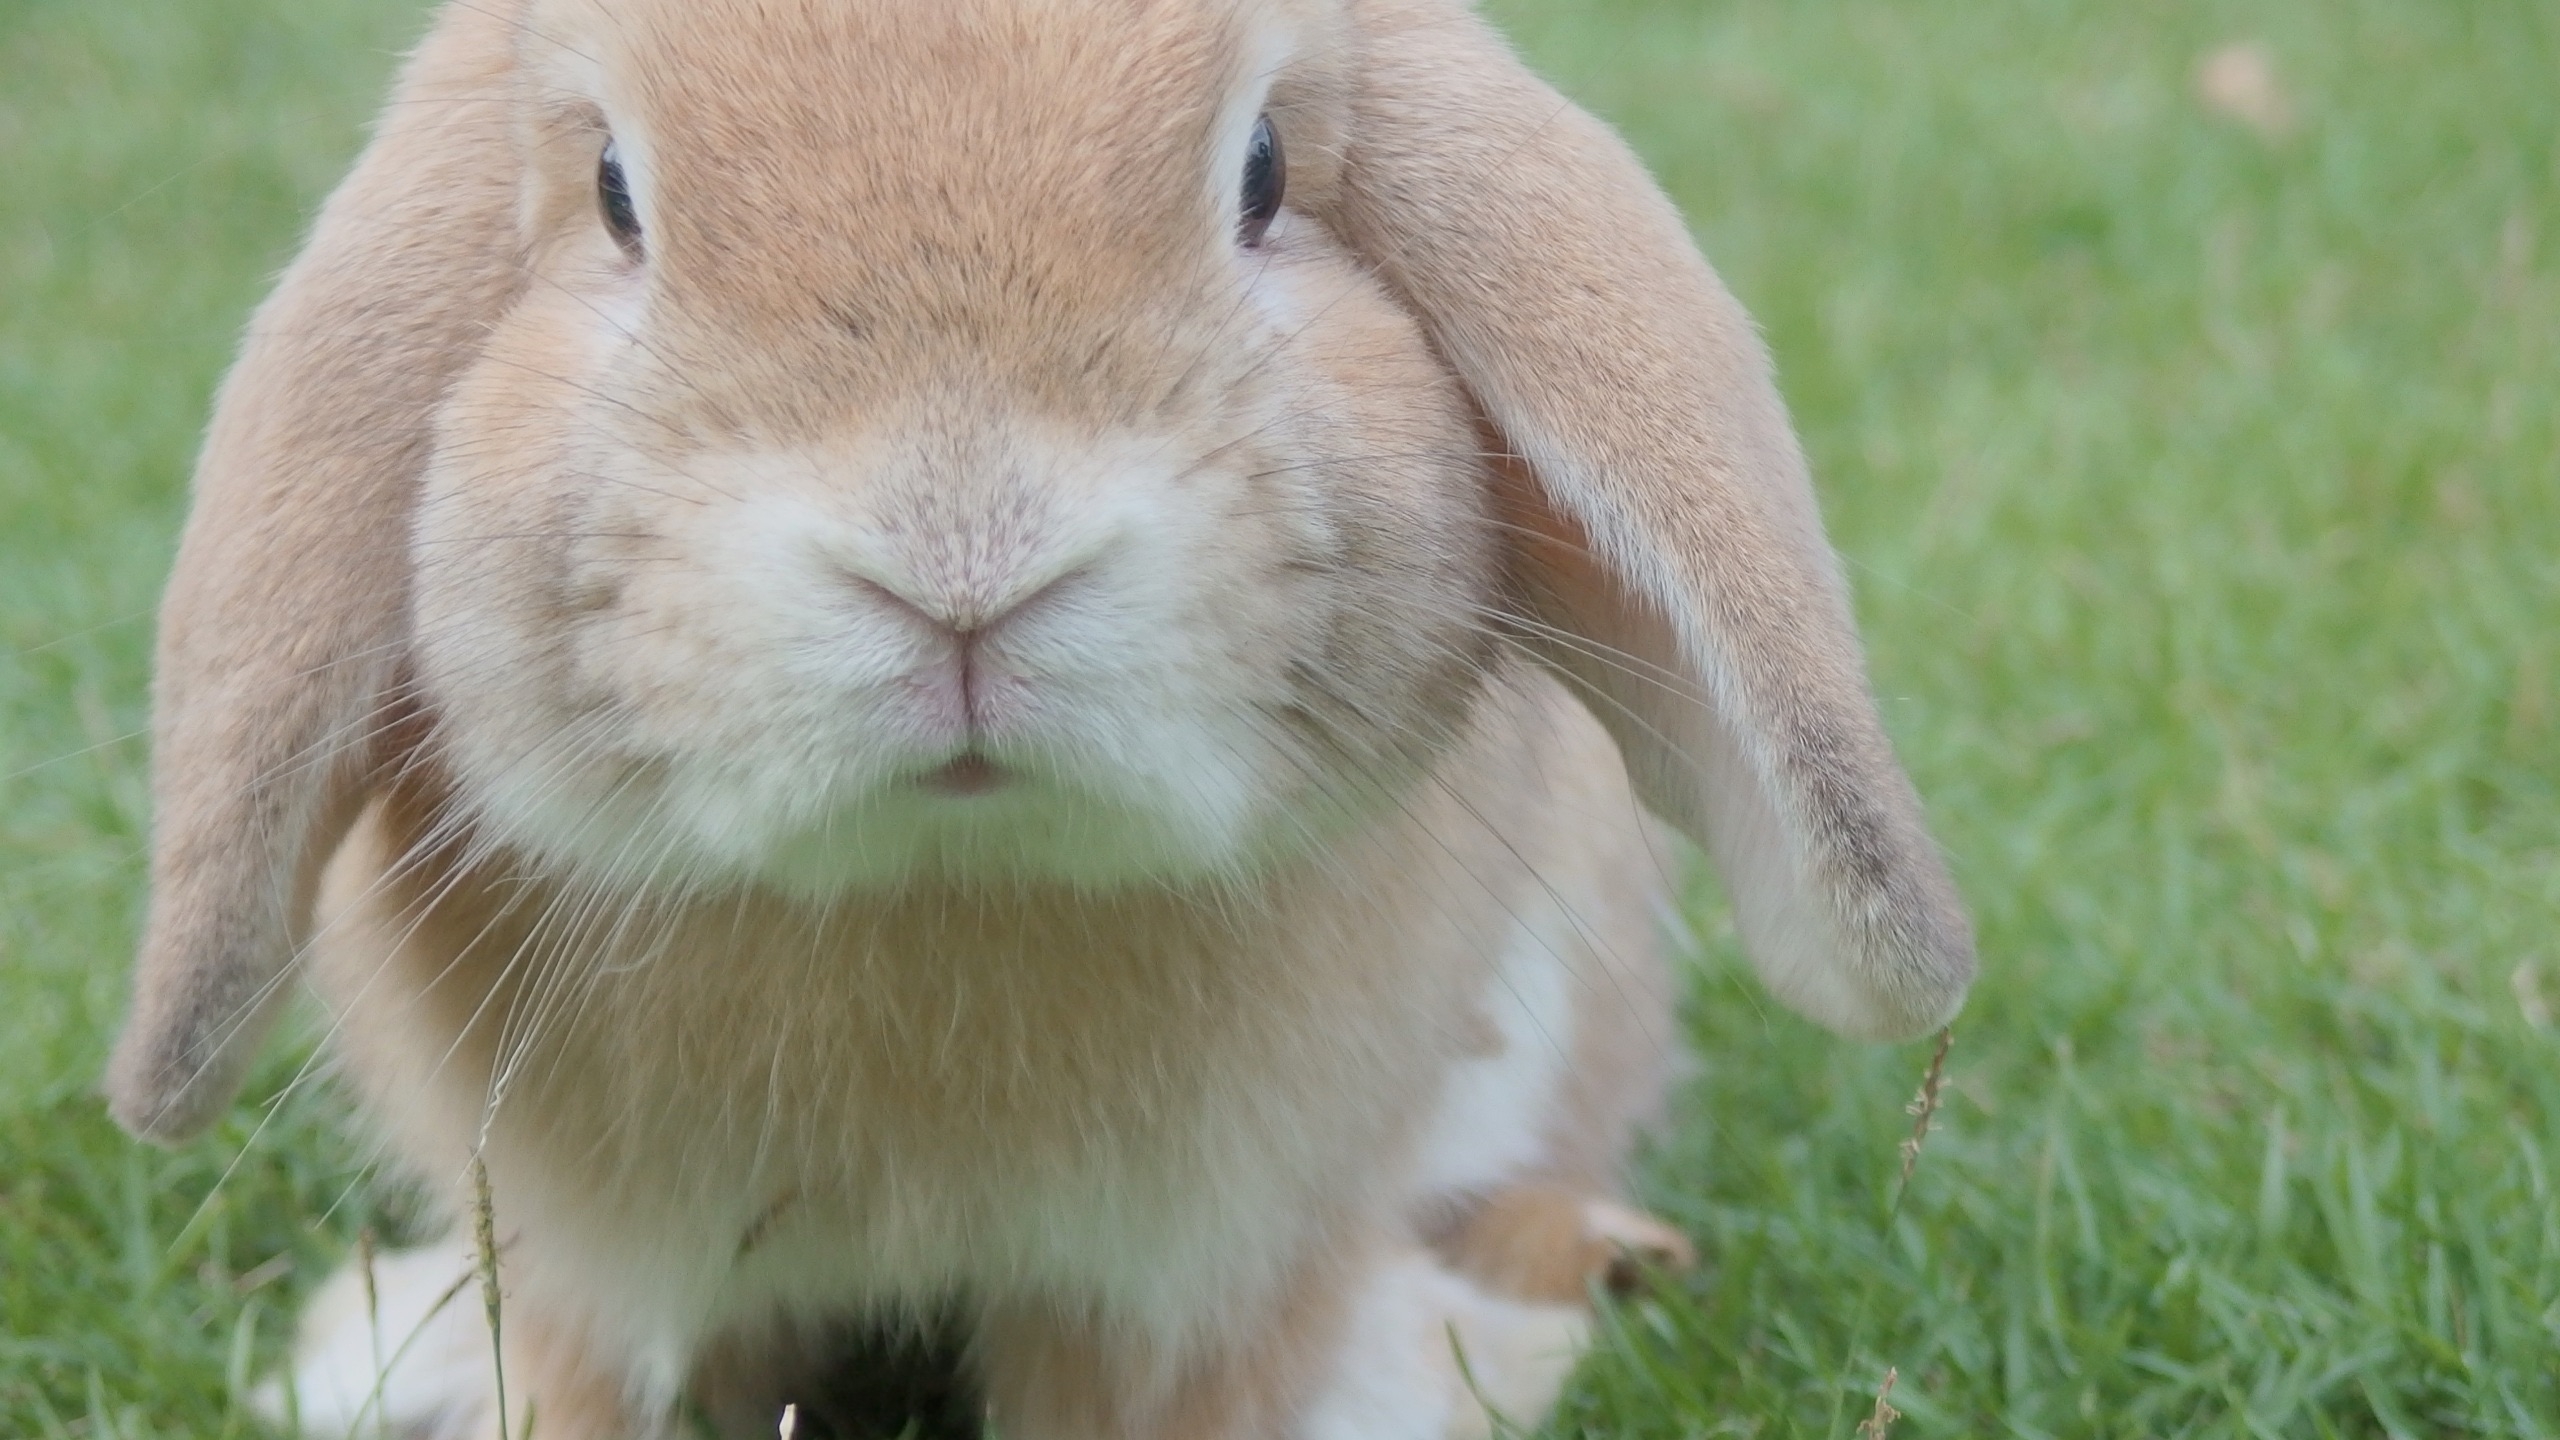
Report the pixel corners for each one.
[423,426,1318,893]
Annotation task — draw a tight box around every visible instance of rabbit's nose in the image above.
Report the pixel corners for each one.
[837,564,1086,645]
[834,559,1091,740]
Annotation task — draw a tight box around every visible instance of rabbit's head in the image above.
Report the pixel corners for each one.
[412,0,1501,893]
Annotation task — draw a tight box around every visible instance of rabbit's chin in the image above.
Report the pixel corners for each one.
[444,728,1357,899]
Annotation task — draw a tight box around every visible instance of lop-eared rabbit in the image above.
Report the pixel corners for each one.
[106,0,1973,1434]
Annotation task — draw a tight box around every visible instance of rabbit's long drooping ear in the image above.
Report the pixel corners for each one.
[1330,0,1974,1039]
[105,2,528,1142]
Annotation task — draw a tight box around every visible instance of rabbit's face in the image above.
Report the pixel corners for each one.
[409,0,1500,893]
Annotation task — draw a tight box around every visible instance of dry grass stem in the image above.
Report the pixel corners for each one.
[471,1155,512,1440]
[359,1226,387,1440]
[349,1268,478,1440]
[1855,1368,1902,1440]
[1895,1027,1955,1198]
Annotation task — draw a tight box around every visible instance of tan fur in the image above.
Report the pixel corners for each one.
[116,0,1975,1431]
[110,0,1971,1139]
[308,677,1653,1435]
[973,1239,1361,1440]
[1336,6,1974,1039]
[106,0,527,1140]
[1442,1187,1698,1307]
[495,1315,649,1440]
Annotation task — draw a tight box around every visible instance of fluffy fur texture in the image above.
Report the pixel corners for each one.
[114,0,1975,1433]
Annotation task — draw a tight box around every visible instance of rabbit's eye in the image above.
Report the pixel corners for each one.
[1239,114,1284,247]
[598,139,643,258]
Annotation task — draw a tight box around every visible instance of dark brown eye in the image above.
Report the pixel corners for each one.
[599,139,642,257]
[1239,114,1284,246]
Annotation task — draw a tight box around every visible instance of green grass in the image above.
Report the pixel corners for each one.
[3,0,2557,1433]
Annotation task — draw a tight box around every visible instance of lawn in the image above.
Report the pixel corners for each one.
[3,0,2556,1434]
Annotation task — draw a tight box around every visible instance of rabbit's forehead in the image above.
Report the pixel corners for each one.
[527,0,1323,322]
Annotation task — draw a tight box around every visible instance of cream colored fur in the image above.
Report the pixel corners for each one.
[112,0,1975,1433]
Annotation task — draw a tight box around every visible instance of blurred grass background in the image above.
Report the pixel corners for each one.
[3,0,2556,1433]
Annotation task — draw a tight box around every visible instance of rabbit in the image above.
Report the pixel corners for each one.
[104,0,1976,1435]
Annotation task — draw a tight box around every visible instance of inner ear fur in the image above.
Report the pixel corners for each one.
[1329,0,1973,1038]
[105,1,531,1142]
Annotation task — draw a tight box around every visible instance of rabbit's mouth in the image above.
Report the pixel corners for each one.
[914,752,1009,798]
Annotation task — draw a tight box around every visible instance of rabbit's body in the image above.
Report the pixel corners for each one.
[115,0,1975,1433]
[287,670,1673,1436]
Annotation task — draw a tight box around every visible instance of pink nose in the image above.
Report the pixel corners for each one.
[844,568,1082,737]
[842,567,1078,644]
